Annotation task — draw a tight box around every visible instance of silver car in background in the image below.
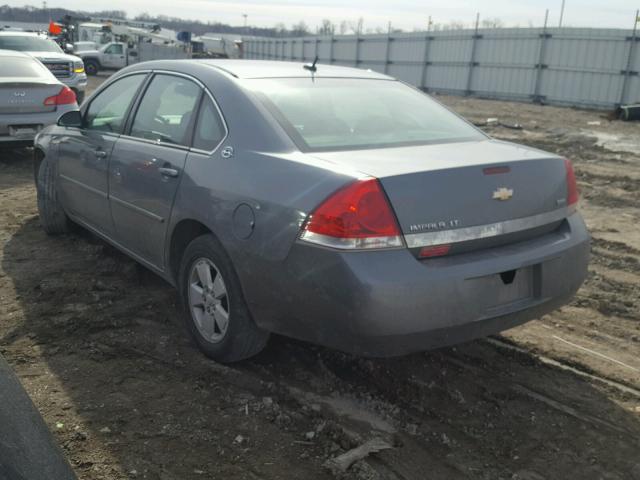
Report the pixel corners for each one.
[0,49,78,149]
[0,32,87,103]
[34,60,589,363]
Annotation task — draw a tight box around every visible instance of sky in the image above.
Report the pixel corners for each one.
[6,0,639,30]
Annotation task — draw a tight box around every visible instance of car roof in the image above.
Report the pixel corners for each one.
[0,48,32,58]
[198,60,392,80]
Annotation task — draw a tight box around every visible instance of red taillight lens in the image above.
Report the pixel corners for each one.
[300,178,403,249]
[564,158,579,206]
[44,86,77,107]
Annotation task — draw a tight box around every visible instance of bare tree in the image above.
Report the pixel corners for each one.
[274,22,287,37]
[445,20,466,30]
[339,20,349,35]
[347,17,364,34]
[481,17,504,28]
[290,20,309,36]
[318,19,335,35]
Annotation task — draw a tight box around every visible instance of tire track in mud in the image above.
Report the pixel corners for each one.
[239,338,640,480]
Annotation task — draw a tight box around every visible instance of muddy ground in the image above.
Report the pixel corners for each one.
[0,76,639,480]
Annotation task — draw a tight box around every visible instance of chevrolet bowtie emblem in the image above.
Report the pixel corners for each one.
[493,187,514,201]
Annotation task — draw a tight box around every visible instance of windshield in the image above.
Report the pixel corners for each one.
[247,78,485,151]
[0,35,63,53]
[2,57,52,78]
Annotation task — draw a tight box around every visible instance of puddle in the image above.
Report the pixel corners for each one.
[584,130,640,155]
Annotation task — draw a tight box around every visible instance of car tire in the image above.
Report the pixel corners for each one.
[36,156,70,235]
[84,60,99,76]
[178,234,269,363]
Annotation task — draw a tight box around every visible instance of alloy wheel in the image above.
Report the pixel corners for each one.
[187,258,230,343]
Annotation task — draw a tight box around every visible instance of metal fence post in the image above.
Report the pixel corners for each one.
[315,37,320,60]
[620,9,639,105]
[384,32,393,74]
[420,35,434,90]
[329,34,335,64]
[533,9,551,103]
[465,13,481,95]
[354,32,361,67]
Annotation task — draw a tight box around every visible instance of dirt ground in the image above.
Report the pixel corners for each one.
[0,75,639,480]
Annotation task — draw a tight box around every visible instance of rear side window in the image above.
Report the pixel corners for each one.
[192,95,226,151]
[85,74,146,133]
[130,74,201,146]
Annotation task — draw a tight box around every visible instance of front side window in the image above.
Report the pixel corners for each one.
[85,74,146,133]
[192,95,226,151]
[0,35,62,53]
[130,74,201,146]
[105,44,123,55]
[247,78,486,151]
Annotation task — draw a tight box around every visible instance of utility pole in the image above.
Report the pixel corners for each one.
[559,0,566,27]
[427,16,432,32]
[620,9,640,105]
[242,13,248,34]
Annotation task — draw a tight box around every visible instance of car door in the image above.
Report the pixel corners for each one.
[57,73,147,235]
[102,44,126,69]
[108,73,202,268]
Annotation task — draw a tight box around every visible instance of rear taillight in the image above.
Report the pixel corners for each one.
[44,86,76,107]
[300,178,404,249]
[564,158,579,206]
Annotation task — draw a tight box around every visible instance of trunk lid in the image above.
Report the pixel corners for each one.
[0,80,60,114]
[312,139,570,252]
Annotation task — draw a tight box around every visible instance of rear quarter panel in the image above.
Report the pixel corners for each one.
[166,68,361,324]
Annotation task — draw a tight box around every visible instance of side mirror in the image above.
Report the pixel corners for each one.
[57,110,83,128]
[65,43,74,53]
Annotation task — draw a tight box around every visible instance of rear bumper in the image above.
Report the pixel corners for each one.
[0,105,75,147]
[250,213,590,356]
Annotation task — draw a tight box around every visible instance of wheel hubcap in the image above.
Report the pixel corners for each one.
[188,258,230,343]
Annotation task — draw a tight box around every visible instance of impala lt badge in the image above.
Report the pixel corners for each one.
[409,219,460,232]
[493,187,514,201]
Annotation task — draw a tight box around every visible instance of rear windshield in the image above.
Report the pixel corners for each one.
[247,78,485,151]
[0,35,63,53]
[2,57,52,78]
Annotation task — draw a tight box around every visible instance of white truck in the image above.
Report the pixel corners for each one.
[76,42,138,75]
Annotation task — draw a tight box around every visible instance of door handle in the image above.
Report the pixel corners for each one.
[159,166,179,178]
[94,150,107,159]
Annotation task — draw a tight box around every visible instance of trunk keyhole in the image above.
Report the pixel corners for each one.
[500,270,517,285]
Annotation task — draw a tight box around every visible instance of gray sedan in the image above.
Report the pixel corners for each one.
[1,49,78,148]
[34,60,590,362]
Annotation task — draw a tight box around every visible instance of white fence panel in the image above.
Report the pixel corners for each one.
[137,43,189,62]
[243,27,639,109]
